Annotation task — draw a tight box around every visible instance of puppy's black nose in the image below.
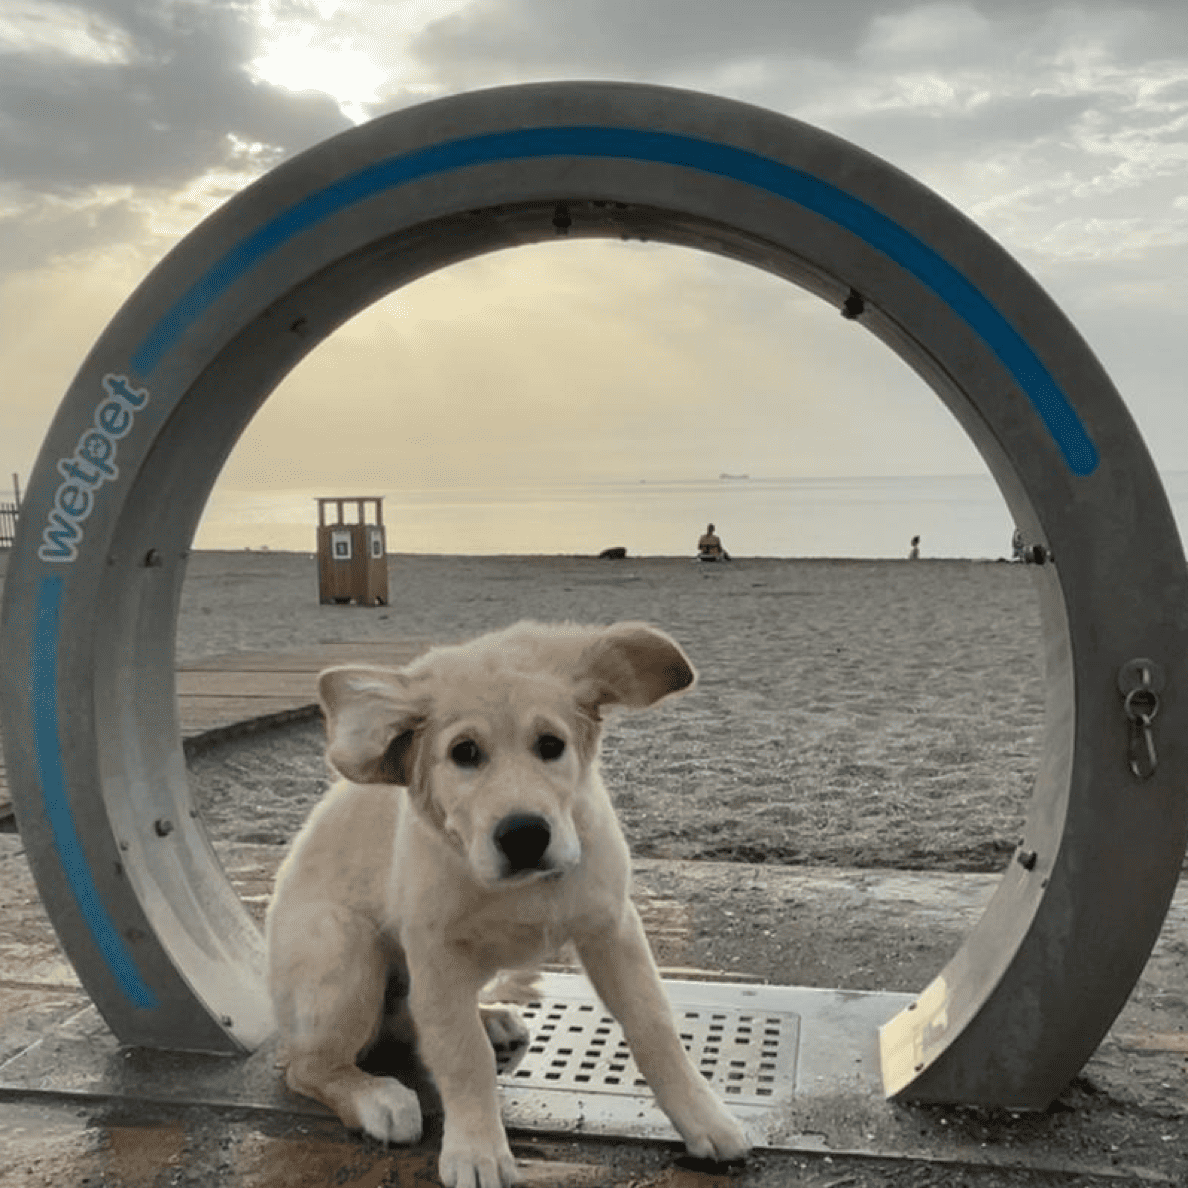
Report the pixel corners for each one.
[494,813,552,873]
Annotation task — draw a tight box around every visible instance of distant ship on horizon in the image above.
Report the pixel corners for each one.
[718,472,750,480]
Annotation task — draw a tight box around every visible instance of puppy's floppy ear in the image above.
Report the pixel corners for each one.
[578,621,696,710]
[318,666,427,785]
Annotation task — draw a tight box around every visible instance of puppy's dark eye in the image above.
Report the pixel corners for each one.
[450,739,483,768]
[536,734,566,761]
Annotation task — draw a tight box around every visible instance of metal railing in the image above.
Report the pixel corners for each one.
[1,474,22,549]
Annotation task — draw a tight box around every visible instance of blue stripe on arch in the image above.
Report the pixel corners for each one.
[131,125,1098,476]
[33,576,160,1010]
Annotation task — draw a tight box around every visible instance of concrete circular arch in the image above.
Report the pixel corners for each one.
[2,82,1185,1107]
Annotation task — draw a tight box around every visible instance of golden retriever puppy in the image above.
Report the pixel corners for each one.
[265,620,749,1188]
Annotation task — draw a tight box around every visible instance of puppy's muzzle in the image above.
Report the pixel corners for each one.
[494,813,554,877]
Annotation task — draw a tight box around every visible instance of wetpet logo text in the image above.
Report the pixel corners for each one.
[38,375,150,563]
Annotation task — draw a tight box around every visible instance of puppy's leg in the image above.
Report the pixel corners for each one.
[269,903,422,1144]
[376,969,530,1073]
[406,944,519,1188]
[478,1003,530,1074]
[477,970,536,1075]
[577,904,750,1162]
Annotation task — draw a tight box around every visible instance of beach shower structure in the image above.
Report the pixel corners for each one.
[2,83,1185,1122]
[315,495,388,606]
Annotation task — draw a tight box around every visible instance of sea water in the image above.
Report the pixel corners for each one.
[194,471,1188,560]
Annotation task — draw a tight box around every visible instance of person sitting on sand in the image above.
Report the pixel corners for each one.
[698,523,731,561]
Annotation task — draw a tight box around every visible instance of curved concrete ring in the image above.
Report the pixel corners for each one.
[2,82,1185,1106]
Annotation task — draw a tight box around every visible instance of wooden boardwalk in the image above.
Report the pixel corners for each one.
[0,640,428,827]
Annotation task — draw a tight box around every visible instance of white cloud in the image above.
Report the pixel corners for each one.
[864,3,995,59]
[249,11,389,122]
[0,0,350,198]
[4,0,1188,496]
[252,35,386,120]
[1035,214,1188,260]
[0,0,135,63]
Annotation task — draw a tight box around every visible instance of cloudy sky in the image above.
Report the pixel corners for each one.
[2,0,1187,529]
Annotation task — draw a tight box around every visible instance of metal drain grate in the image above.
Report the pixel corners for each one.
[501,989,799,1107]
[496,971,906,1150]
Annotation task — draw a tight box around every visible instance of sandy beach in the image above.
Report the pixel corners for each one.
[179,549,1045,874]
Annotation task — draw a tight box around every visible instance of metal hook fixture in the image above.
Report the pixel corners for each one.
[1118,659,1165,780]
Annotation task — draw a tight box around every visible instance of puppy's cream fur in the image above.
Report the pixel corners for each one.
[266,621,749,1188]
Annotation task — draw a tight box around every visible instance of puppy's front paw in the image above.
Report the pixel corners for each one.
[439,1128,518,1188]
[354,1076,423,1145]
[480,1003,530,1074]
[680,1103,750,1164]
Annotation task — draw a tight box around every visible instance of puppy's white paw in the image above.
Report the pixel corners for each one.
[680,1104,751,1164]
[354,1076,423,1145]
[480,1003,530,1073]
[438,1131,519,1188]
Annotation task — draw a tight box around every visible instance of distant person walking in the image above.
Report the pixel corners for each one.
[908,534,921,560]
[1011,528,1026,562]
[698,523,730,561]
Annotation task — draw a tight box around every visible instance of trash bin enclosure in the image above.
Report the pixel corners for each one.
[316,497,388,605]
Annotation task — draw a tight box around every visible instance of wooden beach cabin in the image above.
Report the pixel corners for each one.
[315,496,389,605]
